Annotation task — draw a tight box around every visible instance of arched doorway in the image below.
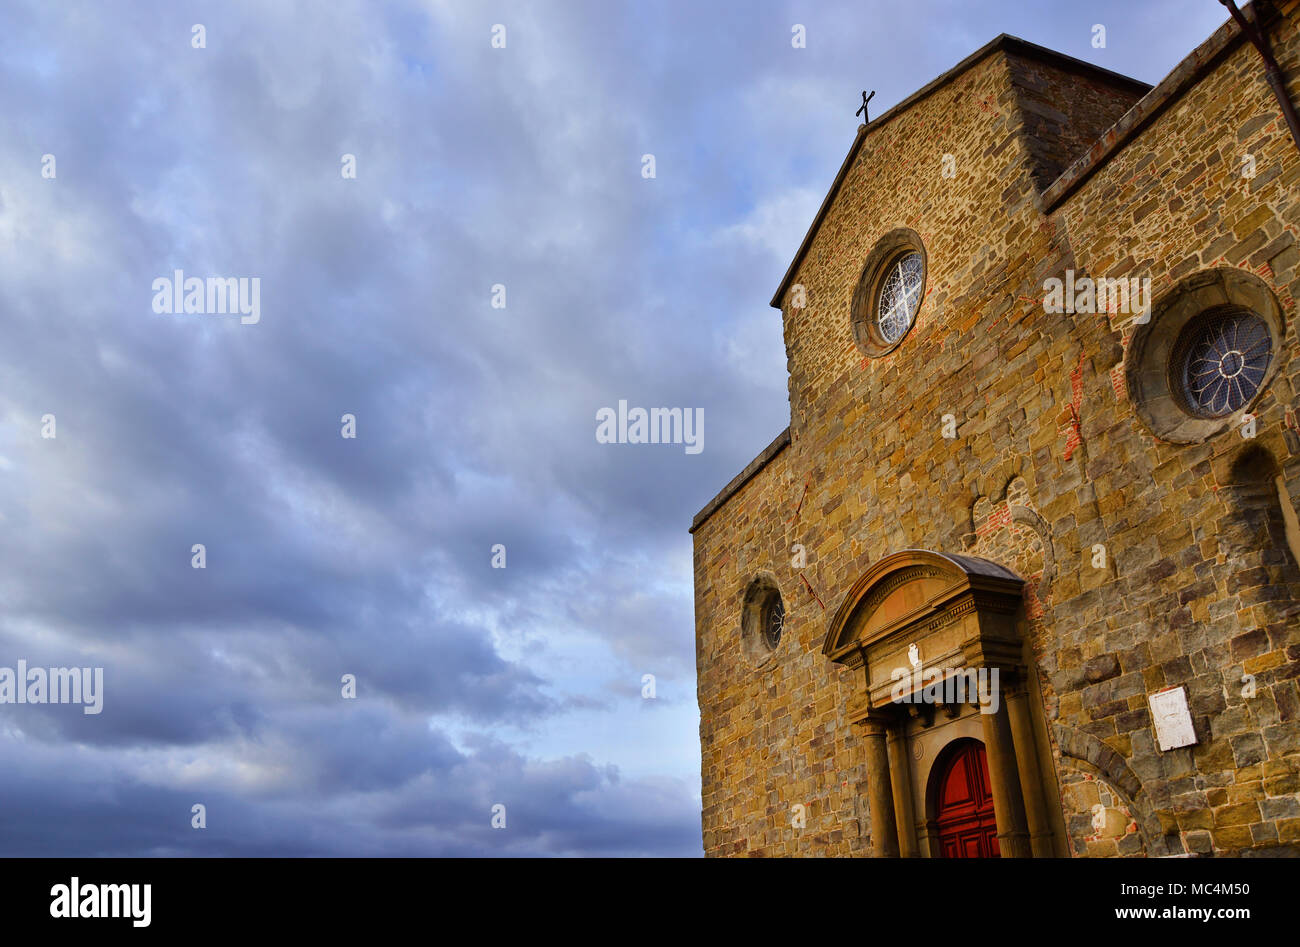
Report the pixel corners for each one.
[823,549,1063,857]
[930,739,999,858]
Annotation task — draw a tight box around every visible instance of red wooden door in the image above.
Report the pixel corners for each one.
[934,741,1000,858]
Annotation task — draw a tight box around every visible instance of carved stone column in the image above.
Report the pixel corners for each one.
[979,691,1032,858]
[861,711,900,858]
[885,715,919,857]
[1006,669,1055,858]
[962,633,1033,858]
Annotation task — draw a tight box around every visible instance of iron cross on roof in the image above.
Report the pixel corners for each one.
[856,90,876,124]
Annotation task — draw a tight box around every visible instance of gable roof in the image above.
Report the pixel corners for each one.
[768,34,1152,309]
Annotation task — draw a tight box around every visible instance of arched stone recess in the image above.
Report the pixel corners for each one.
[924,736,1000,857]
[1058,769,1147,857]
[1208,443,1300,641]
[962,456,1028,533]
[1051,723,1169,857]
[963,474,1056,628]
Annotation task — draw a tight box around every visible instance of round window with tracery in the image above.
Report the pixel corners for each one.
[877,250,924,344]
[1174,308,1272,419]
[851,230,927,358]
[1126,268,1284,444]
[741,574,785,668]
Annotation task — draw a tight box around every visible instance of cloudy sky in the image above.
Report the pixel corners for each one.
[0,0,1230,856]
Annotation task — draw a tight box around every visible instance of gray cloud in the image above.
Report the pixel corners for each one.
[0,0,1227,855]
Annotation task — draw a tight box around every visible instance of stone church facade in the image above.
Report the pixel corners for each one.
[691,3,1300,857]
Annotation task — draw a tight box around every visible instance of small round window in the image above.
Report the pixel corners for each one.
[851,229,927,358]
[877,250,924,344]
[741,574,785,668]
[1173,308,1272,419]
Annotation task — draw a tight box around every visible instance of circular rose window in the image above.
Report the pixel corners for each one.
[1174,308,1272,418]
[877,250,924,344]
[1126,268,1284,444]
[851,229,927,358]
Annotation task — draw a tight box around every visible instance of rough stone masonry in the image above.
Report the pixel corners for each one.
[691,2,1300,857]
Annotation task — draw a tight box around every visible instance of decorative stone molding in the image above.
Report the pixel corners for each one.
[1052,722,1167,855]
[822,550,1070,858]
[739,572,785,670]
[850,228,928,358]
[965,476,1056,624]
[824,550,1023,669]
[1125,267,1286,444]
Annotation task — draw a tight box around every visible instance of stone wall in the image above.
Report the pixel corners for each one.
[1044,8,1300,856]
[693,12,1300,857]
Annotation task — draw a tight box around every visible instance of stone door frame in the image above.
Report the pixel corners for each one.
[823,549,1060,857]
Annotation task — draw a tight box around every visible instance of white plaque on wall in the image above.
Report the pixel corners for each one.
[1148,685,1197,751]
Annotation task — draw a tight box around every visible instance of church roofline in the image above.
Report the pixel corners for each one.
[1040,4,1265,210]
[689,426,790,534]
[702,8,1272,537]
[767,34,1157,310]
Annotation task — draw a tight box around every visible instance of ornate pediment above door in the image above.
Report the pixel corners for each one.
[823,550,1025,713]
